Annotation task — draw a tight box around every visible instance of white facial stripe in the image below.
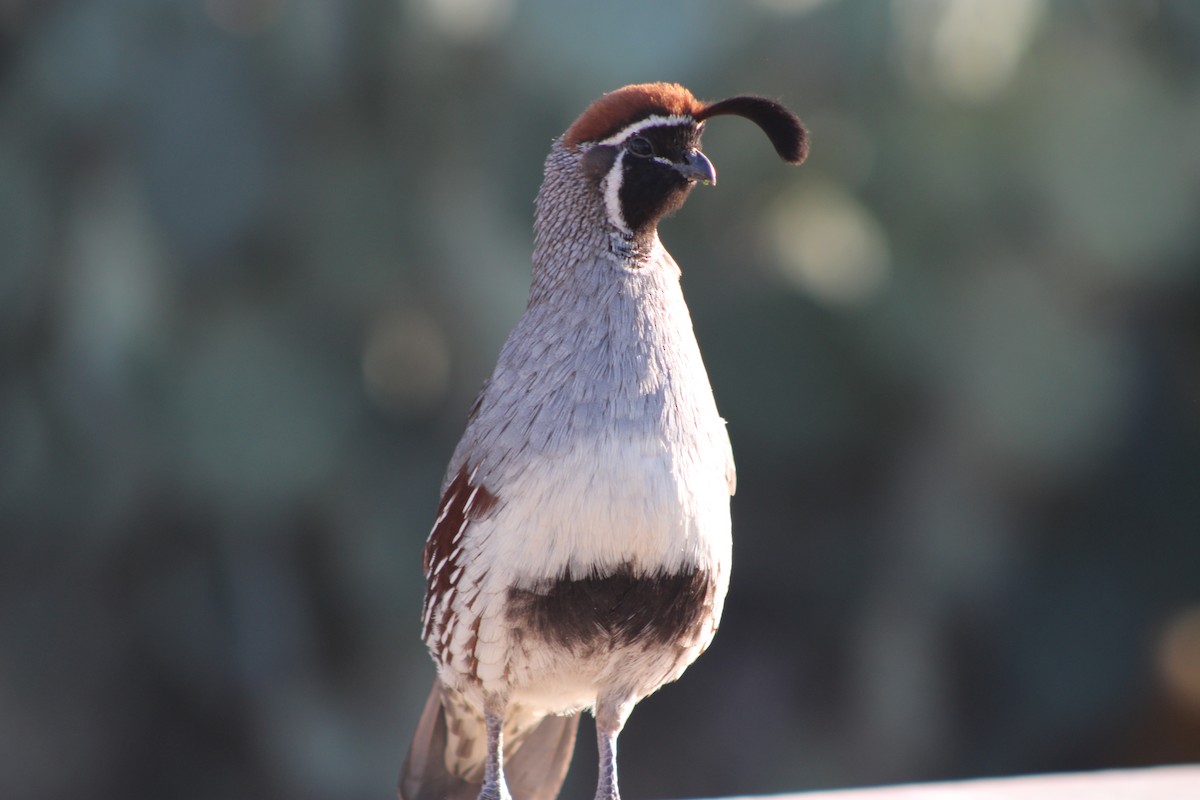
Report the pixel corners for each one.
[598,114,694,146]
[602,149,631,234]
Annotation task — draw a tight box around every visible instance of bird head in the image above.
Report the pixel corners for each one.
[562,82,808,239]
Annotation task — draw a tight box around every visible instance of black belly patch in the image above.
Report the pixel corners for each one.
[506,564,714,652]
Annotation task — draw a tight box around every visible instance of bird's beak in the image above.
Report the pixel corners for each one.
[675,149,717,186]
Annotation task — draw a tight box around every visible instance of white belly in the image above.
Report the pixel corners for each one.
[489,431,732,582]
[437,431,732,712]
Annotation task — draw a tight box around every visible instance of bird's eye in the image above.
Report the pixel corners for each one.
[626,137,654,158]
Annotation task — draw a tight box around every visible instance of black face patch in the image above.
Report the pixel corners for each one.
[614,123,704,236]
[618,159,692,234]
[506,564,715,654]
[623,123,700,163]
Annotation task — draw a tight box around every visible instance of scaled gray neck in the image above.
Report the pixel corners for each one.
[531,140,655,294]
[447,140,717,490]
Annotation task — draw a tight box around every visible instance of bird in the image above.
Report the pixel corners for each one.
[399,82,807,800]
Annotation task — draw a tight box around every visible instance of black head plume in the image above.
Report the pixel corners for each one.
[696,95,809,165]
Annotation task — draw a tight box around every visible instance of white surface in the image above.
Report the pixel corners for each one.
[720,765,1200,799]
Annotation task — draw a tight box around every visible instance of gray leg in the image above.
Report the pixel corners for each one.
[480,703,512,800]
[594,691,638,800]
[595,725,620,800]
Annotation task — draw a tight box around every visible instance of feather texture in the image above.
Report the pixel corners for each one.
[399,82,804,800]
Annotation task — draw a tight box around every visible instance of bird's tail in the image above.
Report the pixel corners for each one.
[399,679,580,800]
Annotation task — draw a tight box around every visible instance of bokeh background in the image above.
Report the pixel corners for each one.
[3,0,1199,798]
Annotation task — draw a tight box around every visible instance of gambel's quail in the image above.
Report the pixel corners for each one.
[399,83,807,800]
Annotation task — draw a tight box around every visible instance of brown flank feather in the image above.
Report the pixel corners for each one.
[422,466,499,656]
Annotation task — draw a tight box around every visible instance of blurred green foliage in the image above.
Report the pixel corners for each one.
[2,1,1199,799]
